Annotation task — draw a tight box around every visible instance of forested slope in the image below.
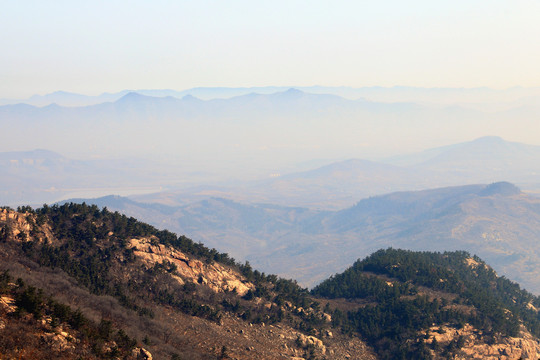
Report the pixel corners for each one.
[313,248,540,359]
[0,204,374,359]
[2,204,540,359]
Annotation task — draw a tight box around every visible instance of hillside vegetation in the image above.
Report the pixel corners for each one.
[0,204,374,359]
[2,204,540,359]
[313,248,540,359]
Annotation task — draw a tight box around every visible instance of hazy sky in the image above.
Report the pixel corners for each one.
[2,1,540,98]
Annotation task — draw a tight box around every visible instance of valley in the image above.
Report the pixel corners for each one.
[69,181,540,295]
[5,2,540,358]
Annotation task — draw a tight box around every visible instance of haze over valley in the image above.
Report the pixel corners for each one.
[4,1,540,358]
[2,88,540,207]
[3,88,540,294]
[3,80,540,294]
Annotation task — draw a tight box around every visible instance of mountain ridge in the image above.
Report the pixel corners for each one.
[3,135,540,209]
[64,182,540,295]
[2,204,540,359]
[2,86,537,179]
[0,204,375,359]
[5,85,540,107]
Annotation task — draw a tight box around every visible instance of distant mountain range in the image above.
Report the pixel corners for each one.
[0,149,176,205]
[65,181,540,295]
[3,136,540,209]
[3,88,540,296]
[131,136,540,209]
[1,88,539,172]
[4,86,540,106]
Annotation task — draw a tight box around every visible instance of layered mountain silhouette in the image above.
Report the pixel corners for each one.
[67,181,540,295]
[4,86,540,106]
[131,136,540,209]
[5,136,540,209]
[3,89,536,178]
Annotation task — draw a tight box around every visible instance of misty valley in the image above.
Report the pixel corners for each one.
[3,87,540,360]
[6,1,540,358]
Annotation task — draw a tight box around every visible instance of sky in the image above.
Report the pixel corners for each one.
[2,1,540,98]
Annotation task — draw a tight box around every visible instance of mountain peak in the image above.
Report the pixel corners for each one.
[272,88,305,100]
[115,91,147,103]
[285,88,303,94]
[181,94,200,101]
[479,181,521,196]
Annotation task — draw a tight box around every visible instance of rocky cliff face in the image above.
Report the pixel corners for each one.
[424,324,540,359]
[0,208,54,243]
[128,237,254,296]
[0,208,33,239]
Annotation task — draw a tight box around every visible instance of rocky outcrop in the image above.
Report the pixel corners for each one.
[424,324,540,359]
[0,208,32,238]
[41,330,76,352]
[0,295,16,313]
[0,208,54,243]
[296,333,326,354]
[132,347,153,360]
[128,237,254,296]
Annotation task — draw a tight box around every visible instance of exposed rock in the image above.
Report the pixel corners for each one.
[0,208,54,243]
[0,296,16,313]
[132,347,153,360]
[41,331,76,351]
[424,324,540,359]
[323,313,332,322]
[128,237,254,295]
[296,333,326,353]
[527,302,538,312]
[283,301,293,309]
[464,257,482,268]
[0,206,379,360]
[0,209,31,238]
